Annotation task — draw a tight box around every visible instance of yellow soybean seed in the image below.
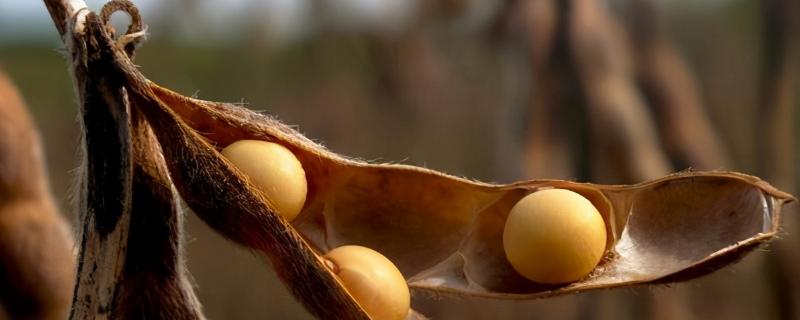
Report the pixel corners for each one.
[324,245,410,320]
[503,188,607,284]
[221,140,307,221]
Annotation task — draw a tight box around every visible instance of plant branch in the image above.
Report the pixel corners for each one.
[43,0,88,38]
[625,0,730,171]
[758,1,798,319]
[568,0,671,183]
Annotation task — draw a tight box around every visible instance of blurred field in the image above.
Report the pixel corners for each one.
[1,0,799,319]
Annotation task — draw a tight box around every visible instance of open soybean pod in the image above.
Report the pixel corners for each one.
[44,1,792,320]
[64,3,793,318]
[133,79,792,307]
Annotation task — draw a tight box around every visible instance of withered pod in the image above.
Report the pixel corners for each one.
[148,82,793,299]
[52,2,794,319]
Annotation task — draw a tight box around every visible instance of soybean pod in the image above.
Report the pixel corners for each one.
[48,1,795,319]
[140,81,794,307]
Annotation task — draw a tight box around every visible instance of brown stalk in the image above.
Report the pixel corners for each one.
[65,10,135,319]
[489,0,584,179]
[0,69,74,319]
[625,0,731,171]
[520,0,583,180]
[757,0,796,199]
[757,0,798,319]
[568,0,671,184]
[44,1,204,318]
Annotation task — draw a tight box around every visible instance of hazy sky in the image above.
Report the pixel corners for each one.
[0,0,418,44]
[2,0,727,45]
[0,0,163,43]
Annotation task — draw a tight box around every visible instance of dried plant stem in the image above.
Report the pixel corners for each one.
[757,0,796,193]
[44,1,205,318]
[758,0,798,319]
[624,0,730,171]
[43,0,88,38]
[67,13,135,318]
[569,0,671,184]
[635,43,730,170]
[493,0,583,180]
[521,0,582,180]
[371,33,457,119]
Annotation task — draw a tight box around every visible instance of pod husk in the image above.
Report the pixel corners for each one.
[67,10,204,319]
[68,12,135,317]
[112,108,204,319]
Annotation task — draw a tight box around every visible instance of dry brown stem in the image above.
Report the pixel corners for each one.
[490,0,584,182]
[522,0,582,180]
[43,1,204,318]
[757,0,798,319]
[66,11,135,318]
[569,0,671,183]
[44,0,88,39]
[625,0,731,171]
[757,0,796,194]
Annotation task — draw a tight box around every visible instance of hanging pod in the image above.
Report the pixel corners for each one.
[136,78,794,301]
[54,2,794,319]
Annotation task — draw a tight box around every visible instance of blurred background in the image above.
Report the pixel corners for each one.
[1,0,799,319]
